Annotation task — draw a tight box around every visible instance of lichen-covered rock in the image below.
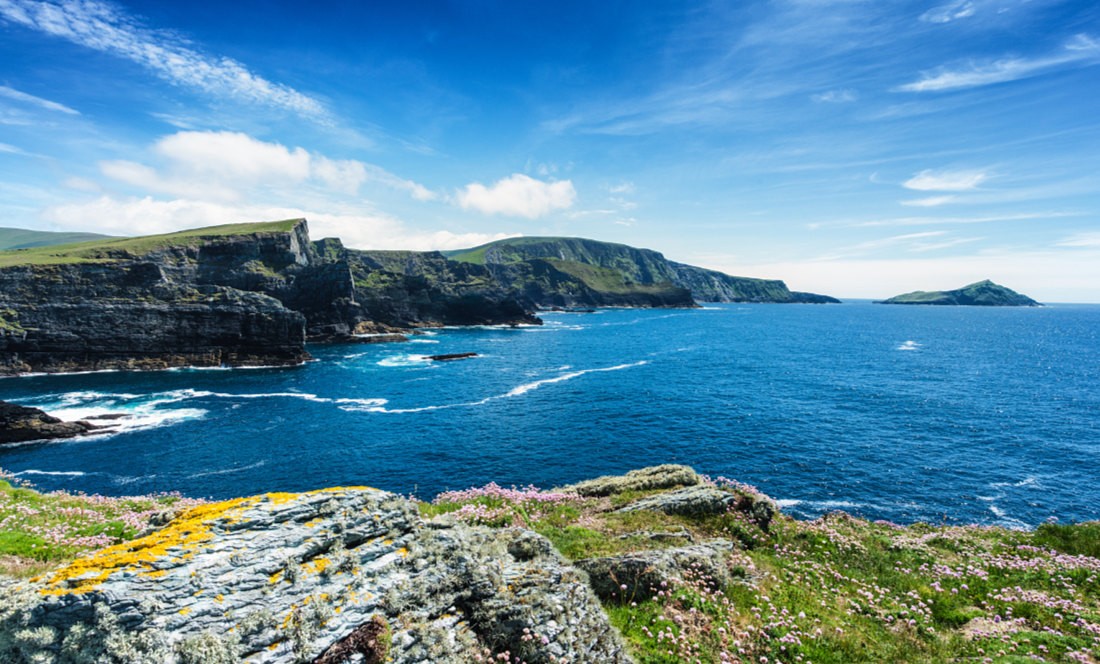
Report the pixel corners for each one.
[0,488,630,664]
[575,540,737,602]
[617,484,780,530]
[559,464,700,497]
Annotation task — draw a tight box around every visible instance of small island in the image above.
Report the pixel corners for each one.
[878,280,1040,306]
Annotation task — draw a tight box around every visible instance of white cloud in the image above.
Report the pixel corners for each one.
[903,169,987,191]
[0,84,79,114]
[0,142,25,154]
[39,195,515,251]
[456,173,576,218]
[898,35,1100,92]
[920,0,975,24]
[97,131,434,202]
[0,0,327,120]
[811,89,857,103]
[901,195,957,207]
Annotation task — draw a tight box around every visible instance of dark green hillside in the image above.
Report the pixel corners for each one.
[0,227,115,251]
[446,236,839,304]
[880,280,1039,306]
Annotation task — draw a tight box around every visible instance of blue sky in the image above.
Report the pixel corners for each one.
[1,0,1098,300]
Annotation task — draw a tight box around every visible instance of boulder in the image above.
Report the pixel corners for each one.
[618,485,780,530]
[576,540,736,602]
[0,487,630,664]
[0,401,90,445]
[559,464,700,497]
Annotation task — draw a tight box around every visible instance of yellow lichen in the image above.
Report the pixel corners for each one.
[178,607,191,616]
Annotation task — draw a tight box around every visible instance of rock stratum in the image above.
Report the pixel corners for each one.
[878,280,1040,306]
[1,220,838,376]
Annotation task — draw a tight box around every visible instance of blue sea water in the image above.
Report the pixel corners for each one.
[2,302,1098,528]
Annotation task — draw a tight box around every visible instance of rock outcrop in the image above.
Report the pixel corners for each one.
[0,401,90,445]
[559,464,702,497]
[0,488,629,664]
[576,540,737,602]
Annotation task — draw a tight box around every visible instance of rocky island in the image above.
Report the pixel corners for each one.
[879,280,1040,306]
[0,220,839,377]
[1,464,1098,663]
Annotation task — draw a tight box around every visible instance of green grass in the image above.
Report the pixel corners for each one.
[0,219,303,268]
[0,227,116,251]
[0,475,206,578]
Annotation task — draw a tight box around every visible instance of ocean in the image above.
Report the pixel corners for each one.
[2,301,1098,528]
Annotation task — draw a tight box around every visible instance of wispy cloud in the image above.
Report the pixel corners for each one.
[919,0,976,24]
[1055,232,1100,248]
[898,34,1100,92]
[0,85,79,114]
[904,169,988,191]
[902,195,957,207]
[0,0,328,120]
[811,89,858,103]
[456,174,576,219]
[850,211,1076,228]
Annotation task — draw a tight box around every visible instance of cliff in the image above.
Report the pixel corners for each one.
[0,221,535,376]
[446,236,839,304]
[2,465,1097,663]
[879,280,1040,306]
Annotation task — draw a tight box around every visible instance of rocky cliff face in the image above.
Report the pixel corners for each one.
[0,220,537,376]
[0,487,630,663]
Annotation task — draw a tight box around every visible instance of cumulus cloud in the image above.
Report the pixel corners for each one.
[456,173,576,218]
[903,169,987,191]
[0,0,327,120]
[0,85,79,114]
[898,34,1100,92]
[97,131,433,202]
[40,195,515,251]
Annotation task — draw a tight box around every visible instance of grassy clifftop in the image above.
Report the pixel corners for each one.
[0,219,304,268]
[0,228,116,251]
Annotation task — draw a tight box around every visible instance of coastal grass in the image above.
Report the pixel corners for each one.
[0,219,302,268]
[0,471,206,577]
[422,480,1100,663]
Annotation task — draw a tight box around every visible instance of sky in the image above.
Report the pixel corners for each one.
[1,0,1098,301]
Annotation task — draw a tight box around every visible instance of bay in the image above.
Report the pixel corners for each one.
[2,301,1098,528]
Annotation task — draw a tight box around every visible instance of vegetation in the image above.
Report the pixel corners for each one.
[0,470,206,578]
[428,479,1100,663]
[0,228,116,252]
[0,219,303,268]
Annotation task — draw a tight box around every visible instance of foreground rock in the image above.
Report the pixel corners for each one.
[0,488,629,663]
[618,485,780,530]
[0,401,91,445]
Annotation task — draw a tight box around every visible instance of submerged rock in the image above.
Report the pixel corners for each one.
[0,487,629,664]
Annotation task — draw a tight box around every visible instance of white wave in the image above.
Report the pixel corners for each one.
[988,504,1029,530]
[409,339,440,344]
[776,498,802,508]
[896,340,922,351]
[14,470,87,477]
[364,360,649,414]
[377,354,432,368]
[991,476,1040,489]
[188,460,266,479]
[334,397,389,408]
[113,474,156,485]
